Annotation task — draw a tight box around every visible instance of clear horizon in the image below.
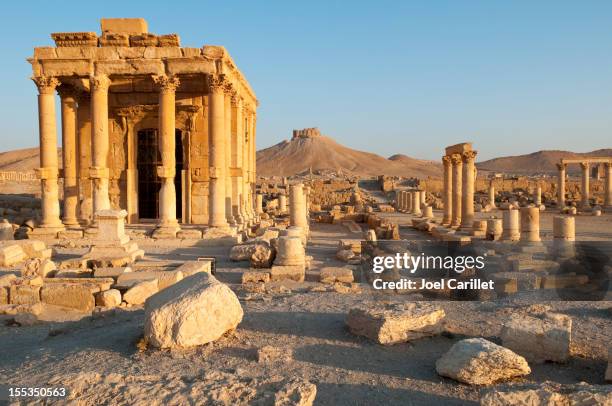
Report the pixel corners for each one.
[1,1,611,161]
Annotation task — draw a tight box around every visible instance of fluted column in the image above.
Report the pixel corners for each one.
[605,162,612,208]
[58,86,79,226]
[208,75,228,228]
[460,150,477,230]
[557,163,566,210]
[580,161,590,209]
[76,92,93,224]
[153,75,180,235]
[450,153,463,227]
[90,74,111,216]
[32,76,64,231]
[231,93,244,226]
[442,155,452,225]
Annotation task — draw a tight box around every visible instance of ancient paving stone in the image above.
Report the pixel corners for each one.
[501,313,572,363]
[319,267,354,284]
[144,273,243,349]
[123,280,159,305]
[270,265,305,282]
[40,283,96,312]
[95,289,122,307]
[241,270,270,284]
[346,303,445,345]
[435,338,531,385]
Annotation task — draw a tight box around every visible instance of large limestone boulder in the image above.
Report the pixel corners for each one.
[144,273,243,349]
[346,303,445,345]
[500,313,571,363]
[250,242,276,268]
[435,338,531,385]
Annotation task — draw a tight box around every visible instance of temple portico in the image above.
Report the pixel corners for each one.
[29,18,258,238]
[556,158,612,211]
[441,143,477,230]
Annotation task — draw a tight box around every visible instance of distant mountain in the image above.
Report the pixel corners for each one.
[256,134,441,177]
[477,149,612,175]
[0,147,61,172]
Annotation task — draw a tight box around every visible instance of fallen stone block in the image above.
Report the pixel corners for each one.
[93,267,132,279]
[230,243,257,261]
[257,345,293,363]
[501,312,572,363]
[250,242,275,268]
[270,265,305,282]
[346,303,445,345]
[0,286,8,305]
[43,278,114,292]
[21,258,57,278]
[10,240,50,259]
[144,273,243,349]
[9,285,40,305]
[115,270,183,290]
[95,289,122,307]
[0,244,26,267]
[242,270,270,284]
[436,338,531,385]
[480,382,612,406]
[0,274,17,287]
[40,284,96,312]
[123,280,159,305]
[336,249,355,262]
[53,269,92,278]
[319,267,354,284]
[174,261,212,277]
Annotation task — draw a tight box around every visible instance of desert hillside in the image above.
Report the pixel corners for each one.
[477,149,612,175]
[256,135,441,178]
[0,147,62,172]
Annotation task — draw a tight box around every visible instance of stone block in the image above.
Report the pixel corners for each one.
[346,303,445,345]
[9,285,40,305]
[501,313,572,363]
[0,274,17,287]
[174,261,212,277]
[0,286,8,305]
[115,270,183,290]
[319,267,354,284]
[53,269,92,278]
[40,284,95,312]
[95,289,122,307]
[435,338,530,385]
[10,240,48,258]
[93,267,132,279]
[176,229,203,239]
[43,278,114,292]
[270,265,305,282]
[123,280,159,305]
[101,18,148,34]
[0,244,26,267]
[242,271,270,284]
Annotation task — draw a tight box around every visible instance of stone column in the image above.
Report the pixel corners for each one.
[32,76,64,232]
[420,190,426,208]
[520,207,540,242]
[76,92,93,224]
[279,193,287,213]
[208,75,228,228]
[442,155,452,225]
[553,215,575,258]
[501,209,520,241]
[224,84,235,226]
[241,107,251,222]
[580,161,590,209]
[256,193,263,215]
[231,93,245,225]
[486,218,502,240]
[290,183,308,233]
[605,162,612,208]
[488,179,496,209]
[556,163,566,210]
[412,190,421,216]
[535,183,542,206]
[405,191,412,213]
[58,86,79,226]
[90,74,111,216]
[153,75,181,236]
[251,112,258,220]
[450,153,463,227]
[460,150,477,230]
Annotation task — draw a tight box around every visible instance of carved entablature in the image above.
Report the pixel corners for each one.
[99,32,129,47]
[50,32,98,47]
[114,104,201,132]
[176,105,201,132]
[129,33,158,47]
[158,34,180,47]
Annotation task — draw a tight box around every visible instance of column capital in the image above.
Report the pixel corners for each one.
[556,163,567,171]
[442,155,452,166]
[56,85,79,101]
[450,153,463,165]
[580,161,590,170]
[208,74,227,95]
[223,81,234,96]
[605,161,612,169]
[90,75,111,92]
[231,92,242,107]
[462,150,478,163]
[32,75,60,95]
[153,75,180,94]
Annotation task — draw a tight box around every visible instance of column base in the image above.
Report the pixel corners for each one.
[30,225,65,239]
[153,224,181,239]
[62,218,80,227]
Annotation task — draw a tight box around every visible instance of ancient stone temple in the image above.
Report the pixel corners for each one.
[28,18,258,238]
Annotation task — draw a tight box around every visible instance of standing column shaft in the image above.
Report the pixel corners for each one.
[154,75,180,230]
[442,155,453,225]
[450,154,463,227]
[90,75,111,215]
[251,113,257,218]
[557,163,566,209]
[412,191,422,215]
[59,87,79,226]
[460,151,477,229]
[76,93,93,224]
[580,162,590,209]
[224,85,235,225]
[231,93,244,224]
[290,184,308,232]
[33,76,63,229]
[208,75,228,228]
[535,184,542,206]
[488,179,496,208]
[243,109,253,220]
[605,162,612,208]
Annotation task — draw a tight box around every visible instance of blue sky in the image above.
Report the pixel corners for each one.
[1,0,611,161]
